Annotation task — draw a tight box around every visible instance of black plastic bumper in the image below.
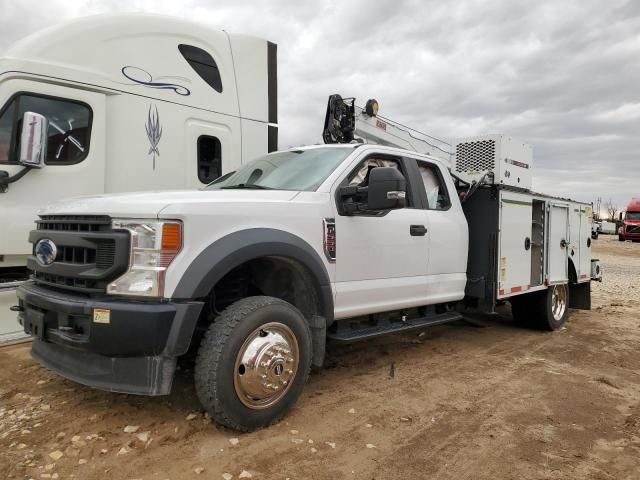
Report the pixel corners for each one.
[17,282,203,395]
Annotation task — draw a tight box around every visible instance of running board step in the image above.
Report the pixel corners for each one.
[327,312,463,343]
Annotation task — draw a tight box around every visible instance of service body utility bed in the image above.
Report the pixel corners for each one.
[463,186,596,312]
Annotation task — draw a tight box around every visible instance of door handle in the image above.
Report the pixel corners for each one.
[410,224,427,236]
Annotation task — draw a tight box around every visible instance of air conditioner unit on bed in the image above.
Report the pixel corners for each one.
[453,134,532,190]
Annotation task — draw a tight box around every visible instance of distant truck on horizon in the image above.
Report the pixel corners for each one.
[618,197,640,242]
[598,221,616,235]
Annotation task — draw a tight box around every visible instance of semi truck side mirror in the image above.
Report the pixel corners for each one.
[365,167,407,210]
[19,112,48,169]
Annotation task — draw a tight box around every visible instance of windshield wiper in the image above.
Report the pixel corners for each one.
[220,183,274,190]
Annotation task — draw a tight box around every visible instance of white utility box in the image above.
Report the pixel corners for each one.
[453,135,532,190]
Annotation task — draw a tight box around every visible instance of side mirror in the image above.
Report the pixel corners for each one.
[19,112,48,168]
[366,167,407,210]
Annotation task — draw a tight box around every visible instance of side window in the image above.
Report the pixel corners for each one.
[416,160,451,210]
[0,93,92,165]
[346,156,413,208]
[0,100,16,162]
[179,44,223,93]
[197,135,222,184]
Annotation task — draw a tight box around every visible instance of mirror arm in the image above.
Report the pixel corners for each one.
[0,166,34,192]
[339,185,370,216]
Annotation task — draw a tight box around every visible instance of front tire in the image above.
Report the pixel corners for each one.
[619,234,625,241]
[194,296,312,431]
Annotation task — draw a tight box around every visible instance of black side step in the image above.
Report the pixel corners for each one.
[327,312,463,343]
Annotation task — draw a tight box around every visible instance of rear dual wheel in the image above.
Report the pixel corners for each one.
[195,296,312,432]
[510,283,569,331]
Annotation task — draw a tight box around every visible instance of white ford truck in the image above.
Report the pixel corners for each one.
[15,96,601,431]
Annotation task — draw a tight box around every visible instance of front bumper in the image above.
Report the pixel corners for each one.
[17,282,203,395]
[621,231,640,240]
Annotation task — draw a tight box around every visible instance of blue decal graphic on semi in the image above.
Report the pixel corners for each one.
[122,66,191,96]
[146,105,163,170]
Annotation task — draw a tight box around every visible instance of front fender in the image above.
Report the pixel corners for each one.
[170,228,334,323]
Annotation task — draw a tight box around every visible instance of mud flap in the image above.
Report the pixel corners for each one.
[309,315,326,368]
[569,281,591,310]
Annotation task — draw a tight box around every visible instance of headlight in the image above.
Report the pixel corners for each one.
[107,219,182,297]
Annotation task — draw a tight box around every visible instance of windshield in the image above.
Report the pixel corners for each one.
[205,147,353,192]
[626,212,640,221]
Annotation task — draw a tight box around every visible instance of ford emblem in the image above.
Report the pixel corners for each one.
[35,239,58,266]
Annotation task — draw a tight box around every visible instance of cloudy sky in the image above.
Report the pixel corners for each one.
[2,0,638,212]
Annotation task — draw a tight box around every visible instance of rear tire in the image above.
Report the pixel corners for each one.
[510,284,569,331]
[194,296,312,432]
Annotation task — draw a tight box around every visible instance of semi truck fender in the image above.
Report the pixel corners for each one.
[170,229,334,354]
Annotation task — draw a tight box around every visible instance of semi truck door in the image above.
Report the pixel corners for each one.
[547,203,569,284]
[0,81,106,257]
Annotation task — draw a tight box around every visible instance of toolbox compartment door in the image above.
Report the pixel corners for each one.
[578,206,593,281]
[547,203,569,284]
[498,193,532,297]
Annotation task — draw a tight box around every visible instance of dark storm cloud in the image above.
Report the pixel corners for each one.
[1,0,638,209]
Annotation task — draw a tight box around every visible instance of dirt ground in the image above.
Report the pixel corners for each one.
[1,235,639,480]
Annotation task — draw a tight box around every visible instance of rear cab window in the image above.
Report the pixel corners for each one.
[415,159,451,210]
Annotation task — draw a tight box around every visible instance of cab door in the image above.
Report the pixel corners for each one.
[0,79,106,256]
[331,153,430,319]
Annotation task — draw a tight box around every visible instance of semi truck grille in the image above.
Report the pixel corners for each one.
[626,224,640,234]
[28,216,130,294]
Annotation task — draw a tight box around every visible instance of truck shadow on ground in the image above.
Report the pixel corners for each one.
[38,306,524,426]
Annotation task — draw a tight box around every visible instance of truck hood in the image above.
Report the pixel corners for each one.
[38,190,301,218]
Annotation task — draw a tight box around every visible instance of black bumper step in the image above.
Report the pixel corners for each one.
[327,311,463,343]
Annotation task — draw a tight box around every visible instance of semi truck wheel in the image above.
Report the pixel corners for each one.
[510,284,569,331]
[619,234,624,241]
[194,296,312,432]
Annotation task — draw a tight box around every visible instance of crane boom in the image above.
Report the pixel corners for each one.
[323,94,453,166]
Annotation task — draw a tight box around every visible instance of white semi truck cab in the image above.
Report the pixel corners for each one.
[15,95,601,432]
[0,14,278,341]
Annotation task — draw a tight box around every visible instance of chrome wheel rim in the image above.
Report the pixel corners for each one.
[551,284,567,321]
[233,322,299,410]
